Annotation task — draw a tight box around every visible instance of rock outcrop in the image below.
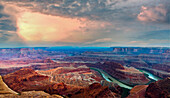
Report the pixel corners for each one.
[2,68,50,93]
[0,75,18,95]
[127,77,170,98]
[145,77,170,98]
[0,91,63,98]
[37,66,103,87]
[69,83,120,98]
[127,85,148,98]
[44,82,120,98]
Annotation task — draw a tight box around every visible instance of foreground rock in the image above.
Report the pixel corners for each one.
[0,75,18,95]
[69,83,120,98]
[145,77,170,98]
[127,77,170,98]
[127,85,148,98]
[0,91,63,98]
[45,83,120,98]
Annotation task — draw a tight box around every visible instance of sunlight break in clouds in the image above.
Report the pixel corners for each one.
[17,12,85,42]
[16,12,110,44]
[1,2,111,45]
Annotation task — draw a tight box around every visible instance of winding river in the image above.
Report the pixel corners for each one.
[90,67,133,89]
[90,67,162,90]
[138,69,162,81]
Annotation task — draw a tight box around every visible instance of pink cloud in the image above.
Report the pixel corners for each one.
[137,4,167,22]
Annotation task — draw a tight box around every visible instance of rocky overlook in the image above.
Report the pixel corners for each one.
[145,77,170,98]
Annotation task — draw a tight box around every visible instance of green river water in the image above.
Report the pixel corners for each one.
[90,67,162,89]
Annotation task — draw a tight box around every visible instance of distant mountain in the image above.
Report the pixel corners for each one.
[111,47,170,54]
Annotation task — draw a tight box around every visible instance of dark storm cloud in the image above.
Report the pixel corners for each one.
[0,30,25,47]
[0,32,10,42]
[0,3,16,31]
[3,0,169,24]
[2,0,170,23]
[46,0,136,21]
[0,22,16,31]
[1,0,136,22]
[0,3,16,42]
[0,3,24,47]
[0,4,7,18]
[165,3,170,23]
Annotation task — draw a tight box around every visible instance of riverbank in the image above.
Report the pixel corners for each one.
[90,67,133,89]
[90,67,164,98]
[137,69,162,85]
[90,67,132,98]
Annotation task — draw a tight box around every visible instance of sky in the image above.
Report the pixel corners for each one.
[0,0,169,48]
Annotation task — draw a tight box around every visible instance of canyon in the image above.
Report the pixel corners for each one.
[2,68,119,98]
[88,62,150,86]
[0,47,169,97]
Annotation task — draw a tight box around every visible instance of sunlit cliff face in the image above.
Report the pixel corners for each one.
[17,12,85,42]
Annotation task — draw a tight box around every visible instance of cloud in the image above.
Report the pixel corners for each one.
[85,38,113,44]
[2,0,169,23]
[0,3,25,47]
[0,1,114,47]
[1,0,138,22]
[0,32,10,42]
[14,9,111,44]
[0,30,25,48]
[129,30,170,47]
[0,0,169,47]
[0,3,16,31]
[139,30,170,40]
[127,39,170,47]
[17,12,84,42]
[137,4,170,23]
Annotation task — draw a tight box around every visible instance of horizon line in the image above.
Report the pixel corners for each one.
[0,45,170,49]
